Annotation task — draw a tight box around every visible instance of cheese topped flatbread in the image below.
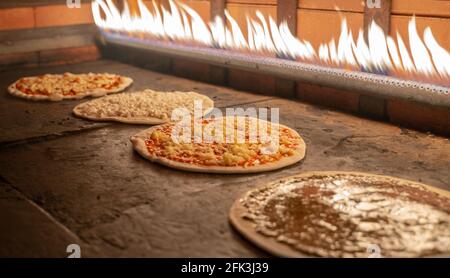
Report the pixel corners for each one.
[8,72,133,101]
[73,90,214,125]
[131,116,306,173]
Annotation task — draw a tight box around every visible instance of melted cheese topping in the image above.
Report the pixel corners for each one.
[75,90,214,120]
[14,72,124,96]
[145,117,302,167]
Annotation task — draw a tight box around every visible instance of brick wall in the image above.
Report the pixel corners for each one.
[151,0,449,136]
[1,0,449,135]
[0,0,99,69]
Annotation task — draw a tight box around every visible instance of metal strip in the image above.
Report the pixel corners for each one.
[99,32,450,109]
[276,0,298,98]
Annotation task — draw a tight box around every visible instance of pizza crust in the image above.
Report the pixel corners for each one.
[73,90,214,125]
[130,123,306,174]
[229,171,450,258]
[73,112,171,125]
[7,73,133,101]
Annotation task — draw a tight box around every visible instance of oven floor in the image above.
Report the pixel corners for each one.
[0,60,448,257]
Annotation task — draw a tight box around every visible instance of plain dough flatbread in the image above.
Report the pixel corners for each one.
[73,90,215,125]
[130,119,306,174]
[8,73,133,101]
[229,171,450,258]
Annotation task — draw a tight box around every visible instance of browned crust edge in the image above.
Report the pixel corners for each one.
[7,74,133,101]
[73,92,215,125]
[130,123,306,174]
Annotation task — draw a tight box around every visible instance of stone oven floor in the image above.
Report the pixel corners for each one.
[0,60,448,257]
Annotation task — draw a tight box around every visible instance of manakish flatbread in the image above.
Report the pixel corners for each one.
[8,72,133,101]
[73,90,214,125]
[131,116,306,174]
[229,171,450,258]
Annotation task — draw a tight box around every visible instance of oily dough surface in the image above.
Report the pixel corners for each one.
[73,90,215,125]
[229,171,450,258]
[8,72,133,101]
[130,116,306,174]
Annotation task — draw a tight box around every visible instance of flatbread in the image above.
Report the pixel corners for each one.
[131,116,306,174]
[8,72,133,101]
[229,171,450,258]
[73,90,214,125]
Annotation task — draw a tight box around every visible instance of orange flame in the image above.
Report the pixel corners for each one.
[92,0,450,86]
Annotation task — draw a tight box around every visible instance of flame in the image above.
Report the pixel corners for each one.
[92,0,450,85]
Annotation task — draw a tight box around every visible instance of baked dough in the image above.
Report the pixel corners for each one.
[73,90,214,125]
[131,116,306,174]
[8,72,133,101]
[229,171,450,258]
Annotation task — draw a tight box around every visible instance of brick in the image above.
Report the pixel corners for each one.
[298,0,364,12]
[210,0,226,20]
[297,9,364,50]
[277,0,297,32]
[35,3,93,28]
[296,82,360,113]
[0,51,39,68]
[358,95,387,120]
[276,79,296,98]
[391,0,450,17]
[390,15,450,53]
[228,69,277,95]
[181,0,211,22]
[387,99,450,136]
[99,43,172,73]
[0,8,35,31]
[209,65,228,86]
[227,0,277,5]
[39,45,100,66]
[226,3,277,37]
[171,59,211,83]
[363,0,391,36]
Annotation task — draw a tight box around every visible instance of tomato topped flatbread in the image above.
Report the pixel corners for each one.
[8,72,133,101]
[131,116,306,174]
